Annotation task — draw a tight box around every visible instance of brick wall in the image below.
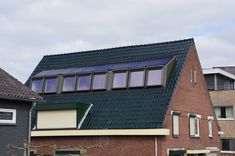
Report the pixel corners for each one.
[159,43,221,156]
[32,136,155,156]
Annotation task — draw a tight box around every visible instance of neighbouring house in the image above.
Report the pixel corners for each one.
[0,68,42,156]
[28,38,221,156]
[203,67,235,154]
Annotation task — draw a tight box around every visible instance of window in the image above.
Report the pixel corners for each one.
[214,106,233,119]
[31,79,43,93]
[189,114,200,137]
[92,73,107,90]
[44,78,57,93]
[172,111,180,137]
[113,72,127,88]
[222,139,235,151]
[147,69,162,86]
[190,69,197,85]
[129,70,145,87]
[62,76,76,92]
[208,116,213,138]
[0,108,16,124]
[77,75,91,91]
[55,149,80,156]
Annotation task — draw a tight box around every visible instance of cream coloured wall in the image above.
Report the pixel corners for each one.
[37,110,77,129]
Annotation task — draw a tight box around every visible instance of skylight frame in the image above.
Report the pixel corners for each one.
[92,72,108,90]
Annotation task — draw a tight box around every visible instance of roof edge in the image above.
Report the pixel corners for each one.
[43,38,194,58]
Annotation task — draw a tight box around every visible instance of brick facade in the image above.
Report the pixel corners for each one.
[32,136,155,156]
[160,44,221,155]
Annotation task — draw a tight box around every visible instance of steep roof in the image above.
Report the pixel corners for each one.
[28,38,194,129]
[0,68,42,102]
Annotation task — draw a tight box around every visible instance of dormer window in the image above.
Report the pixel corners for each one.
[113,71,127,89]
[31,79,43,93]
[45,78,57,93]
[63,76,76,92]
[129,70,145,87]
[92,73,107,90]
[147,69,162,86]
[77,75,91,91]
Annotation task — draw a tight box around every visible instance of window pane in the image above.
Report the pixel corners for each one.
[77,75,91,91]
[63,77,75,92]
[147,69,162,86]
[226,107,233,118]
[113,72,127,88]
[93,74,106,90]
[190,117,195,136]
[45,78,57,93]
[0,111,13,120]
[31,79,43,93]
[208,120,212,137]
[129,71,144,87]
[173,115,179,136]
[214,107,221,118]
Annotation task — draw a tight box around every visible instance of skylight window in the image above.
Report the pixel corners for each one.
[92,73,107,90]
[45,78,57,93]
[31,79,43,93]
[113,72,127,88]
[77,75,91,91]
[129,70,145,87]
[62,76,76,92]
[147,69,162,86]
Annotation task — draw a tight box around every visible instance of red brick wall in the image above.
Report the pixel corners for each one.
[159,43,221,155]
[32,136,155,156]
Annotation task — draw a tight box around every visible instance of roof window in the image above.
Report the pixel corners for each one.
[113,71,127,89]
[92,73,107,90]
[129,70,145,87]
[146,69,162,86]
[44,78,57,93]
[62,76,76,92]
[77,75,91,91]
[31,79,43,93]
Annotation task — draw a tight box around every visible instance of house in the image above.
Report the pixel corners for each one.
[29,38,221,156]
[0,68,42,156]
[203,67,235,154]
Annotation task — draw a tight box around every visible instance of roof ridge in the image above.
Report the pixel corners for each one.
[44,38,194,57]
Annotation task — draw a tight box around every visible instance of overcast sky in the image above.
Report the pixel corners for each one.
[0,0,234,83]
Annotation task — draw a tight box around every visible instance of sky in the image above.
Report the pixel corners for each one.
[0,0,234,83]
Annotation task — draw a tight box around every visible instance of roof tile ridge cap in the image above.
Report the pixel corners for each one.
[0,68,42,100]
[43,38,194,58]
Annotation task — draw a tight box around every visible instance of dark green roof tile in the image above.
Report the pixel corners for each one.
[28,38,193,129]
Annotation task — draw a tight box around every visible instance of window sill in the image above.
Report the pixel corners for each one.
[190,136,200,138]
[221,151,235,154]
[217,118,234,121]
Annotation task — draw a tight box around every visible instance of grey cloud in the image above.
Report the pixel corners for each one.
[0,0,234,82]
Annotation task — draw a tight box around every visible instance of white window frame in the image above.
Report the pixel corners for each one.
[171,111,180,137]
[0,108,16,124]
[208,116,214,138]
[189,113,201,137]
